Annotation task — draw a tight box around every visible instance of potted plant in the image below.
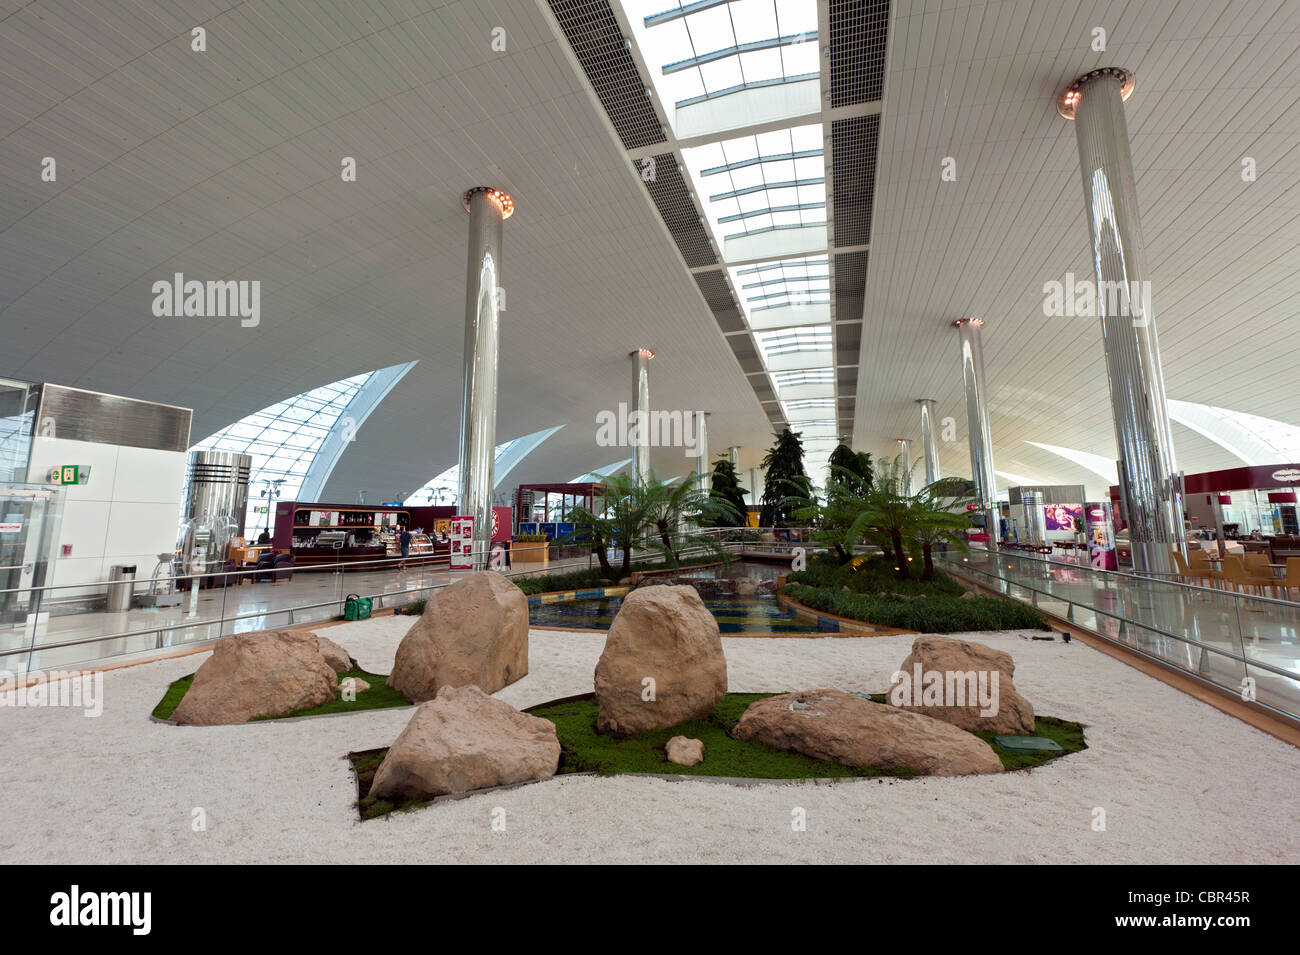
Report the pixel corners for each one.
[512,533,549,569]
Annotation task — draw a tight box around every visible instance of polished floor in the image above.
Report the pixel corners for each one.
[0,555,594,673]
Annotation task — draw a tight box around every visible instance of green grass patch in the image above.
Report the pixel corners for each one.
[347,692,1085,820]
[974,716,1088,771]
[152,669,411,722]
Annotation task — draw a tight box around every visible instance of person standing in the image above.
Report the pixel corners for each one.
[399,526,412,569]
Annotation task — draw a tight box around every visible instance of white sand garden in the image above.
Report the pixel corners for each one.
[2,609,1297,865]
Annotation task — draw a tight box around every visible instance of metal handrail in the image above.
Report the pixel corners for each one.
[0,539,756,669]
[967,548,1300,608]
[938,554,1300,722]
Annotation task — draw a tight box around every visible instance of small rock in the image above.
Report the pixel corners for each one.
[339,677,370,695]
[665,736,705,766]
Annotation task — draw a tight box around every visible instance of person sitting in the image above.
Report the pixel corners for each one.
[256,530,271,545]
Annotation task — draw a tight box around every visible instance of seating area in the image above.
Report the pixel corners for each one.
[1171,550,1300,600]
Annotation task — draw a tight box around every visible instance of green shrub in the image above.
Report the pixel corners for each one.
[788,552,965,598]
[781,582,1048,633]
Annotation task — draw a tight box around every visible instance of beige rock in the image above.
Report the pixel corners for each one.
[594,585,726,736]
[387,572,528,702]
[316,635,357,673]
[665,736,705,767]
[339,677,370,696]
[172,629,337,725]
[735,579,757,597]
[369,685,560,800]
[732,689,1003,776]
[889,635,1035,735]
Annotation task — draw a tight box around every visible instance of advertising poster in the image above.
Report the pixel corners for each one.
[1085,503,1117,570]
[491,506,512,543]
[1044,504,1083,532]
[450,516,474,570]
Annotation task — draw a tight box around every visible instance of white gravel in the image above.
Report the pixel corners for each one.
[1,617,1297,864]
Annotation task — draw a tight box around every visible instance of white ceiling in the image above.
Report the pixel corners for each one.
[1,0,1297,504]
[856,0,1300,497]
[0,0,775,501]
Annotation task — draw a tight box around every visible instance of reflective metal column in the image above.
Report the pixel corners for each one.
[630,348,653,485]
[954,318,999,552]
[458,187,512,571]
[896,438,912,496]
[1059,68,1185,574]
[727,446,739,468]
[916,398,940,487]
[695,412,710,484]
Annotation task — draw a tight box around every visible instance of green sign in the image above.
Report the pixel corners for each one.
[50,465,91,486]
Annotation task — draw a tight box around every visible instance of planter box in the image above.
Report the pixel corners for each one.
[512,542,549,569]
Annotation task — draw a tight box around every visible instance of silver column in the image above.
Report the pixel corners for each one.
[1060,68,1184,574]
[181,450,251,536]
[630,348,653,485]
[954,318,999,552]
[916,398,940,487]
[695,412,710,484]
[458,187,512,571]
[896,439,912,496]
[727,446,739,468]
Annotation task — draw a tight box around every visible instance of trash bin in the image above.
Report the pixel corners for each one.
[107,564,137,612]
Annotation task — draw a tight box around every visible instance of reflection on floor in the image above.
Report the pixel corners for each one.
[1,556,594,673]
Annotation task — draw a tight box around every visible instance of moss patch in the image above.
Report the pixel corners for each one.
[346,692,1086,820]
[152,669,411,722]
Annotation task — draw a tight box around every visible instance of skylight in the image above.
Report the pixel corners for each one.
[728,254,829,326]
[625,0,820,114]
[682,124,826,245]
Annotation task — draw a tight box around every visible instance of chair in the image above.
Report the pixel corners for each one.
[1221,555,1274,597]
[1182,550,1218,587]
[1283,557,1300,602]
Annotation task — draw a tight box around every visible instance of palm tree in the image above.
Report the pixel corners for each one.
[641,472,743,565]
[907,481,975,580]
[561,472,653,578]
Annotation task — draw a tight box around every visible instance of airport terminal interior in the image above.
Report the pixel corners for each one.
[1,0,1298,869]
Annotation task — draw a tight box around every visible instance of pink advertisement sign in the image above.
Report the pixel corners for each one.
[1044,504,1083,531]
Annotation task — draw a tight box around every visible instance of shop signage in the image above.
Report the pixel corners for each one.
[1272,468,1300,483]
[450,517,474,571]
[48,465,91,486]
[0,523,22,533]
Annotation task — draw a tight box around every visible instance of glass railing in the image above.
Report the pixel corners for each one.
[938,550,1300,722]
[0,534,750,675]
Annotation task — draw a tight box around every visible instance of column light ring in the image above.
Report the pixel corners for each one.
[462,185,515,219]
[1057,67,1135,120]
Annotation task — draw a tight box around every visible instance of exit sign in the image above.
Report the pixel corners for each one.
[48,465,91,486]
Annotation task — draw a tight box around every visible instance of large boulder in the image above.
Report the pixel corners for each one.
[889,635,1035,735]
[172,629,338,725]
[387,571,528,702]
[316,635,357,674]
[732,689,1003,776]
[594,585,726,736]
[368,685,560,800]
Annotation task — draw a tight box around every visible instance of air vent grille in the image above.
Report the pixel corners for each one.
[550,0,667,150]
[829,0,890,107]
[831,114,879,247]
